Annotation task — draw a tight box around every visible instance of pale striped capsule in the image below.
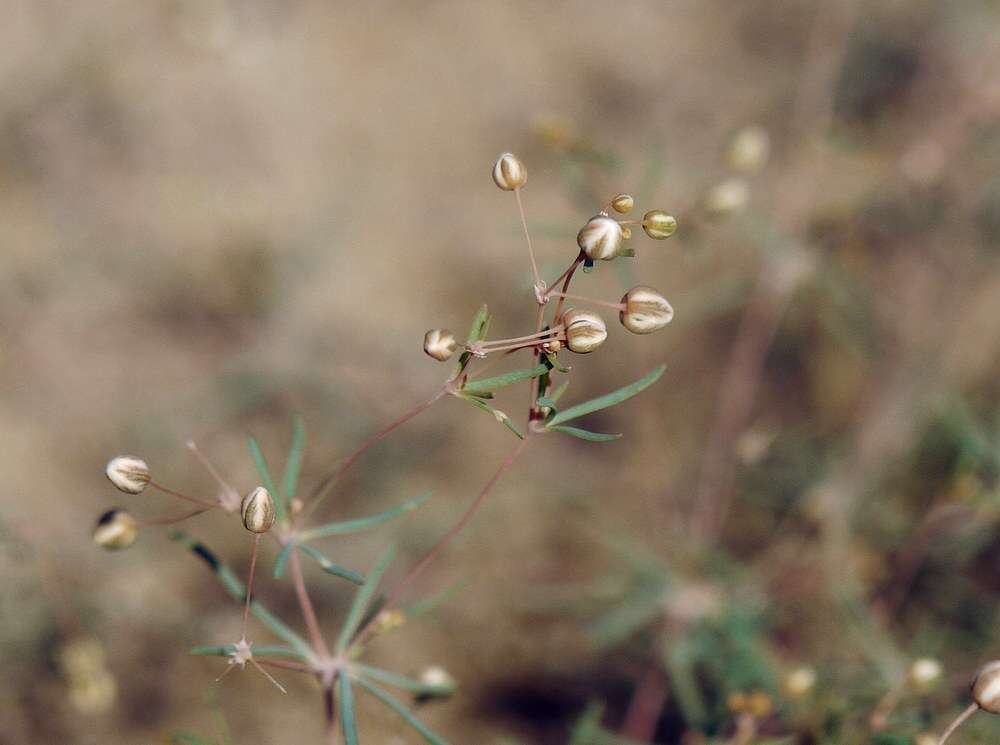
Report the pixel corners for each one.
[620,286,674,334]
[641,210,678,240]
[105,455,150,494]
[577,215,624,261]
[241,486,276,533]
[973,661,1000,713]
[562,308,607,354]
[492,153,527,191]
[423,329,457,362]
[93,509,138,550]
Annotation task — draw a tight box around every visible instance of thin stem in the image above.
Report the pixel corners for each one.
[149,480,218,509]
[545,290,625,312]
[478,327,562,347]
[543,253,585,297]
[305,387,448,515]
[288,549,331,660]
[527,303,546,420]
[514,187,540,289]
[939,703,978,745]
[186,440,238,497]
[621,665,667,743]
[254,657,314,674]
[473,338,561,356]
[241,533,262,640]
[869,676,905,731]
[549,255,584,322]
[348,436,532,653]
[249,658,287,693]
[324,684,339,745]
[137,506,212,527]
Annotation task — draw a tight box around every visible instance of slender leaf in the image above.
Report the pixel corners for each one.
[273,542,295,579]
[336,546,396,652]
[460,396,524,439]
[462,363,548,394]
[282,416,306,501]
[550,425,622,442]
[547,364,665,427]
[299,543,364,584]
[340,674,360,745]
[170,531,315,663]
[404,577,469,620]
[172,733,217,745]
[466,304,490,344]
[300,492,431,541]
[246,436,287,523]
[353,676,451,745]
[550,380,570,403]
[570,702,604,745]
[191,645,305,660]
[355,664,456,696]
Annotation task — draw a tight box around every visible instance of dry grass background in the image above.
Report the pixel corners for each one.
[4,1,1000,744]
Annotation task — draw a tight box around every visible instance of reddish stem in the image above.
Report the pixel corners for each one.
[288,549,331,660]
[621,665,668,743]
[150,480,218,509]
[241,533,261,640]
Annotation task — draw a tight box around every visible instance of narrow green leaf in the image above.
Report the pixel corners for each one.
[466,304,491,344]
[536,396,557,410]
[172,732,217,745]
[282,416,306,501]
[547,364,665,427]
[273,542,295,579]
[191,645,305,660]
[298,544,364,584]
[544,353,570,373]
[336,546,396,653]
[354,664,457,696]
[246,436,287,523]
[569,702,604,745]
[404,577,469,620]
[462,363,549,394]
[353,676,451,745]
[170,531,314,663]
[550,380,570,403]
[460,397,524,439]
[550,425,622,442]
[300,492,432,541]
[340,674,360,745]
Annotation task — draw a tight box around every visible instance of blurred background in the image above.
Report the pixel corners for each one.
[4,1,1000,743]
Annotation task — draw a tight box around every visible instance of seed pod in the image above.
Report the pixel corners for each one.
[241,486,276,533]
[492,153,527,190]
[620,286,674,334]
[973,661,1000,713]
[783,667,817,699]
[727,125,770,174]
[92,509,138,550]
[418,666,457,697]
[908,658,942,690]
[105,455,150,494]
[611,194,634,214]
[577,216,624,261]
[641,210,678,240]
[423,329,457,362]
[704,177,749,217]
[562,308,607,354]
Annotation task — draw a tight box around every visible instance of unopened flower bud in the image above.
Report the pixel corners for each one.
[562,308,607,354]
[783,667,817,699]
[611,194,634,214]
[704,177,749,217]
[909,658,942,690]
[621,225,632,240]
[973,661,1000,713]
[372,609,406,635]
[541,339,562,354]
[105,456,150,495]
[423,329,457,362]
[577,216,623,261]
[727,126,771,174]
[620,286,674,334]
[642,210,678,240]
[241,486,276,533]
[418,665,457,697]
[492,152,527,191]
[92,509,138,550]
